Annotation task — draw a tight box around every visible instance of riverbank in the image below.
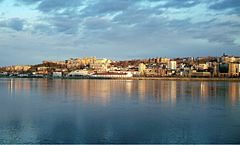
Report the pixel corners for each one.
[119,77,240,81]
[1,76,240,81]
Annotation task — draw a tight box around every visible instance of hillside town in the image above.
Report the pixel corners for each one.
[0,54,240,79]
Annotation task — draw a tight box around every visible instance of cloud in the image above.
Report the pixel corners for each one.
[37,0,83,13]
[0,0,239,66]
[163,0,202,8]
[113,7,163,26]
[83,17,112,30]
[0,18,26,31]
[209,0,240,14]
[18,0,83,12]
[33,23,53,34]
[46,15,81,34]
[82,0,135,16]
[17,0,42,4]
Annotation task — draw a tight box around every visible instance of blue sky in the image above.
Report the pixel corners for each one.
[0,0,239,66]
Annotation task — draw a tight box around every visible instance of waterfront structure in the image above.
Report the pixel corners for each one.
[52,72,63,77]
[91,71,133,78]
[67,70,90,77]
[219,63,229,73]
[1,54,240,78]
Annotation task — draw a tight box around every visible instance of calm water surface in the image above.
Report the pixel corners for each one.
[0,78,240,143]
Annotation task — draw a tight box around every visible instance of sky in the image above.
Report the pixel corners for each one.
[0,0,240,66]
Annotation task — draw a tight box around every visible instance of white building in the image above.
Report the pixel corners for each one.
[67,70,90,77]
[167,61,177,70]
[52,72,62,77]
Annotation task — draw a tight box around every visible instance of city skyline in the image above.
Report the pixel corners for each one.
[0,54,239,67]
[0,0,240,66]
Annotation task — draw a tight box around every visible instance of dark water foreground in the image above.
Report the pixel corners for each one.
[0,78,239,144]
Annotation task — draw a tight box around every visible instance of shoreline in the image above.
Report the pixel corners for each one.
[121,77,240,81]
[1,76,240,81]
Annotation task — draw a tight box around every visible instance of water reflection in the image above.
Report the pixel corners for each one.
[1,78,240,143]
[4,78,240,105]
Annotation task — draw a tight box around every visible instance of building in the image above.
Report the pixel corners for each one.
[5,65,31,72]
[237,64,240,73]
[64,57,96,69]
[52,72,62,77]
[212,62,219,77]
[218,63,229,77]
[43,60,65,65]
[221,56,237,63]
[197,63,209,70]
[37,66,49,71]
[161,58,170,63]
[138,63,146,75]
[145,68,158,76]
[90,58,112,72]
[81,57,96,66]
[167,61,177,70]
[91,71,133,78]
[67,70,90,77]
[219,63,229,73]
[218,63,239,77]
[229,63,239,77]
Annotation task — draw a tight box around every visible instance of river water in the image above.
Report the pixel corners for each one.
[0,78,239,143]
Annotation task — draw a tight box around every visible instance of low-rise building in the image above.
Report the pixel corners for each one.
[67,70,90,77]
[52,72,62,77]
